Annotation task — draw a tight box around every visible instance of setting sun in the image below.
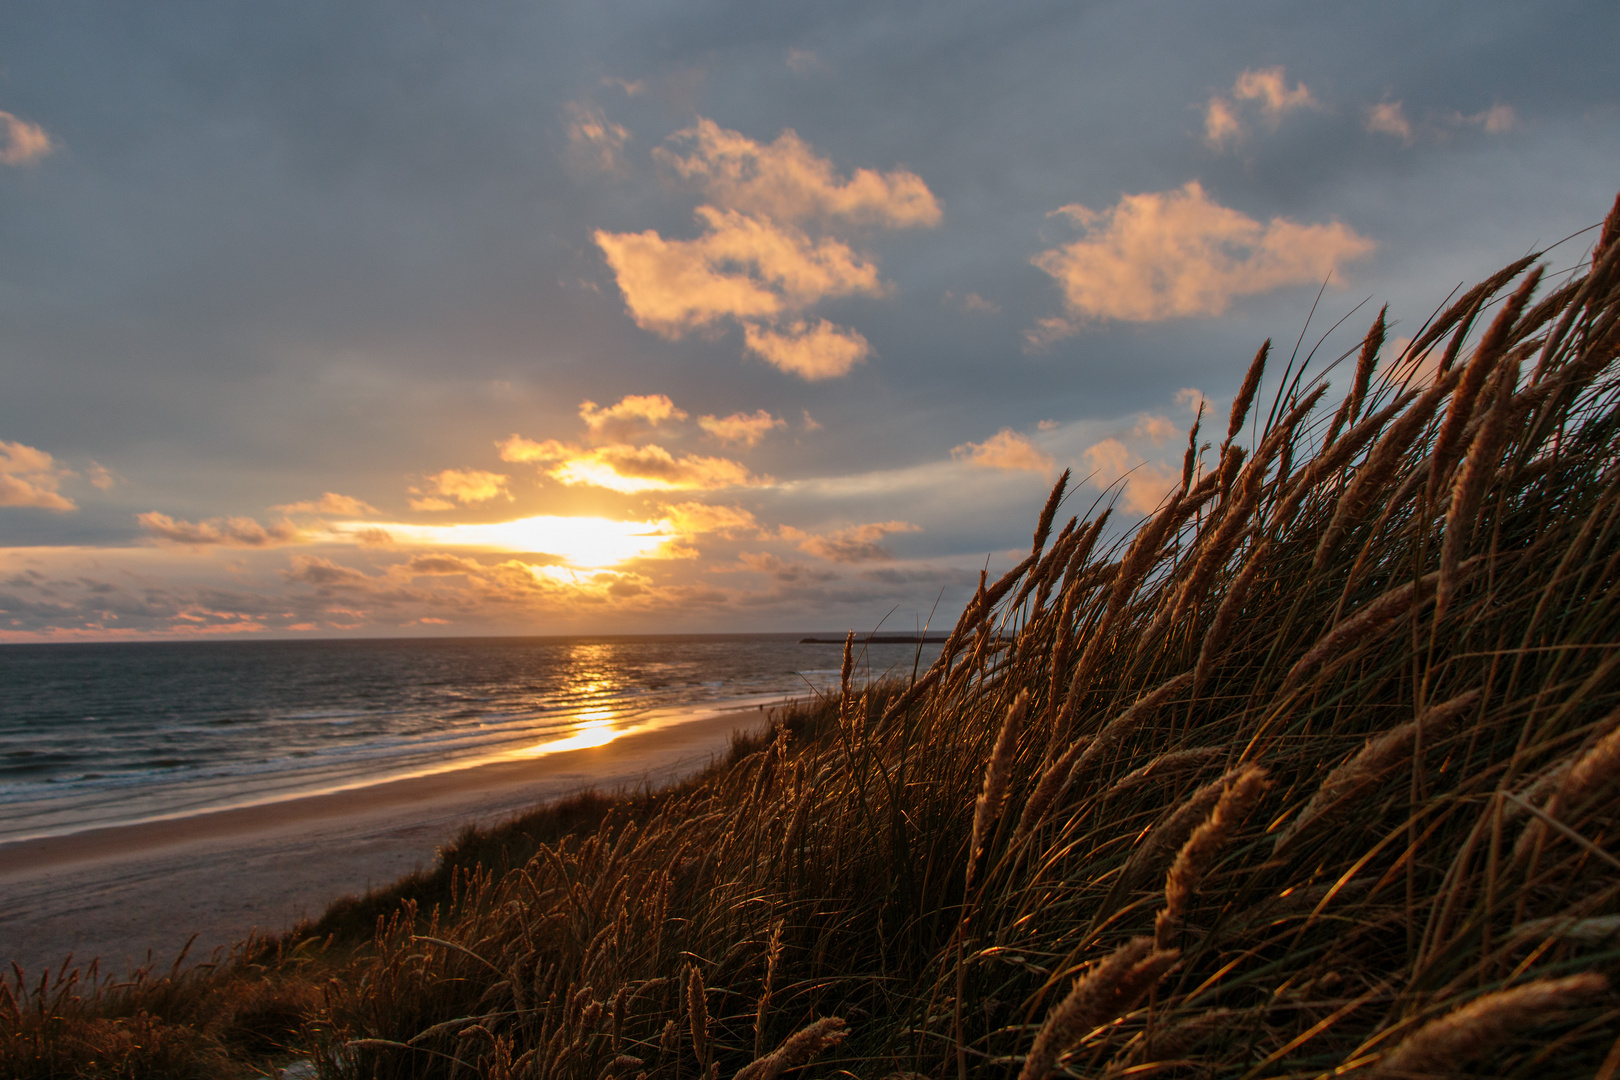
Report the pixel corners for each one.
[332,515,675,568]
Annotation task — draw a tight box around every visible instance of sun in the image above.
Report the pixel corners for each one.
[331,515,674,569]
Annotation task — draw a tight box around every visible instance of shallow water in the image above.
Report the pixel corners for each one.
[0,634,941,843]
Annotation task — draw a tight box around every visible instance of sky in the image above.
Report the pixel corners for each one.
[1,0,1616,640]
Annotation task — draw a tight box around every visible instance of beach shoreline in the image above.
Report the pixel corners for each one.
[0,702,774,976]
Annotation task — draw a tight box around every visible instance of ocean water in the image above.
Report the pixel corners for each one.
[0,634,942,845]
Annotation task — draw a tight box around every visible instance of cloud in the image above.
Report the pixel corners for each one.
[274,492,380,516]
[742,319,871,379]
[0,110,53,166]
[596,118,939,379]
[411,469,510,508]
[137,511,303,546]
[595,208,883,336]
[1450,103,1517,134]
[0,440,76,511]
[653,117,941,228]
[500,436,767,494]
[1366,101,1413,142]
[1030,182,1374,330]
[601,77,644,97]
[1204,66,1318,148]
[661,502,762,537]
[405,553,487,576]
[85,462,118,491]
[579,394,687,439]
[565,102,629,174]
[1133,415,1179,445]
[793,520,920,563]
[698,409,784,447]
[951,429,1055,472]
[1081,439,1181,515]
[736,550,838,582]
[801,411,823,432]
[944,290,1001,315]
[786,49,821,75]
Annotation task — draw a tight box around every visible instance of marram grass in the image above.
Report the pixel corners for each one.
[8,193,1620,1078]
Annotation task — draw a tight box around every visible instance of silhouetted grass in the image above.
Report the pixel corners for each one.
[6,192,1620,1079]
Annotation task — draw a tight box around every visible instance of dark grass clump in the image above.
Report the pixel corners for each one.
[6,192,1620,1079]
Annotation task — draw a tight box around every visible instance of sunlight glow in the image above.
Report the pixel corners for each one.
[332,515,674,568]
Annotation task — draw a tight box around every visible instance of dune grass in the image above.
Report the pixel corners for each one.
[6,193,1620,1079]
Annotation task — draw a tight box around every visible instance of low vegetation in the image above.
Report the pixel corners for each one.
[7,194,1620,1078]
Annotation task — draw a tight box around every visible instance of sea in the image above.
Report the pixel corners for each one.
[0,634,943,846]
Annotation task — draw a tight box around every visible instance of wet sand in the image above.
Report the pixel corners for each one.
[0,703,772,975]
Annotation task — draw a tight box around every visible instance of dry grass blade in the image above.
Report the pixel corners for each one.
[1324,308,1387,448]
[733,1017,848,1080]
[1428,265,1544,500]
[1018,938,1179,1080]
[1360,973,1608,1079]
[1439,347,1524,611]
[1225,339,1269,448]
[1155,765,1268,950]
[1013,735,1094,843]
[1069,672,1194,783]
[970,689,1030,873]
[1514,720,1620,862]
[1280,569,1450,693]
[1275,690,1480,852]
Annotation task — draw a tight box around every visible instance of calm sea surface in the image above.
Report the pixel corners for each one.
[0,635,942,844]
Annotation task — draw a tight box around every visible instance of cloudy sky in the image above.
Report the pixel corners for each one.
[1,0,1615,640]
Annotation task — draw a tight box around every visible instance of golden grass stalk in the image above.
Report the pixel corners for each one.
[686,963,708,1064]
[1017,938,1180,1080]
[733,1017,848,1080]
[1323,309,1387,449]
[1225,339,1269,449]
[1514,719,1620,863]
[753,918,783,1059]
[1279,569,1449,694]
[1428,265,1544,500]
[1314,370,1458,569]
[970,689,1030,874]
[1154,765,1268,950]
[1114,767,1242,897]
[1275,690,1480,852]
[1361,973,1607,1079]
[1102,747,1225,801]
[1069,672,1194,784]
[1013,735,1093,844]
[1439,348,1524,612]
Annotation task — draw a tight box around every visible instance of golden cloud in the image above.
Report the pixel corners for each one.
[659,501,761,537]
[742,319,870,380]
[1366,101,1413,142]
[0,110,52,166]
[595,207,883,337]
[579,394,687,438]
[1133,415,1179,446]
[330,515,675,568]
[564,101,629,174]
[138,511,304,546]
[654,117,941,228]
[1081,438,1182,515]
[1205,66,1317,148]
[1030,182,1374,330]
[498,435,765,494]
[793,520,920,563]
[697,409,784,448]
[951,429,1055,473]
[596,119,939,380]
[274,492,380,516]
[411,468,510,508]
[0,440,76,511]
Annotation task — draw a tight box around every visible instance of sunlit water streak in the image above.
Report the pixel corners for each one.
[0,634,942,844]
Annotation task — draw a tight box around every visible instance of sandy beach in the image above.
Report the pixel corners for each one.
[0,702,773,976]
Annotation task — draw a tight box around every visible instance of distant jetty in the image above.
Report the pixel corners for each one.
[798,634,951,644]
